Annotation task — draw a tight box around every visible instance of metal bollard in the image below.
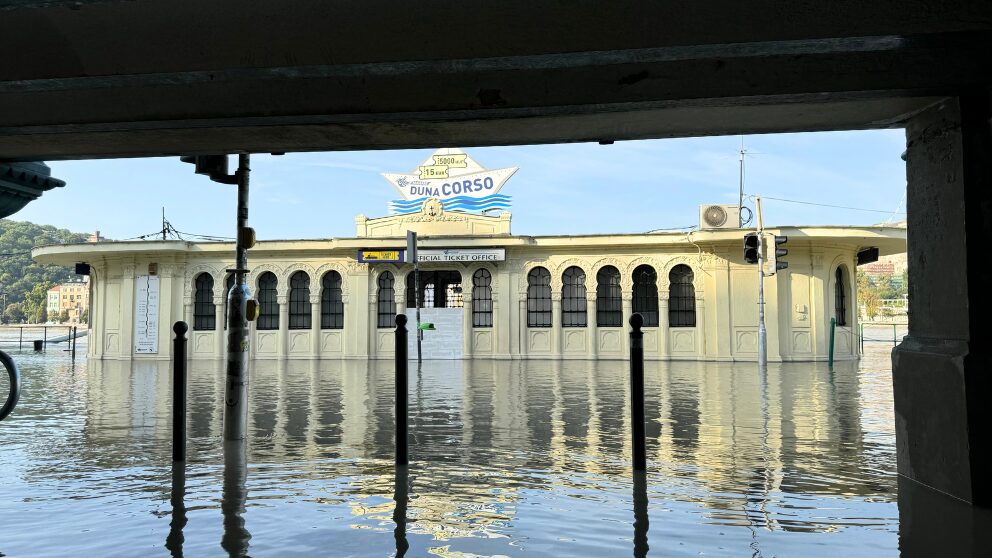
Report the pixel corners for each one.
[629,313,646,472]
[173,321,188,462]
[395,314,409,466]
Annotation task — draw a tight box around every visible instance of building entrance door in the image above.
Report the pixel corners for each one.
[405,271,464,359]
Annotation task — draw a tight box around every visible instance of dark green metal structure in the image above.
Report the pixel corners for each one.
[0,162,65,219]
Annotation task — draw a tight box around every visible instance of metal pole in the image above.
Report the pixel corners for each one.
[224,154,252,441]
[173,321,188,462]
[828,317,836,369]
[893,323,898,347]
[738,137,746,227]
[43,326,47,348]
[393,465,410,558]
[415,265,422,363]
[756,197,767,368]
[19,326,22,349]
[860,322,864,354]
[71,326,77,360]
[629,313,646,471]
[395,314,409,465]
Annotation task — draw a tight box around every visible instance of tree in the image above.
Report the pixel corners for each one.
[57,309,70,323]
[0,219,89,307]
[857,273,881,321]
[80,308,88,324]
[3,302,25,323]
[23,281,53,324]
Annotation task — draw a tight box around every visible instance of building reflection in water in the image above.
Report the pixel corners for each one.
[66,355,910,555]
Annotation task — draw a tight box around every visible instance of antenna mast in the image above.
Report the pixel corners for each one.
[739,136,746,227]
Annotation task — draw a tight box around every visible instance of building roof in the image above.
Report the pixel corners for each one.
[32,225,907,266]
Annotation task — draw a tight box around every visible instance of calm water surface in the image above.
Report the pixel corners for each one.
[0,337,979,557]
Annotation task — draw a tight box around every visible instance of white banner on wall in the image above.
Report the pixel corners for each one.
[416,248,505,262]
[134,275,160,354]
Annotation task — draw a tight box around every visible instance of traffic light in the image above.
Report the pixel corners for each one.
[773,235,789,270]
[179,155,236,184]
[743,233,759,264]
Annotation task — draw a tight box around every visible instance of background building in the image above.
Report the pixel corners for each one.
[33,204,904,362]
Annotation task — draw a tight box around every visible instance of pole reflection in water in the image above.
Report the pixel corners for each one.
[221,440,251,557]
[165,462,187,557]
[393,465,410,557]
[632,470,649,558]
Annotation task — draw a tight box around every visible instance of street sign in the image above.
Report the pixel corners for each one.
[358,250,405,263]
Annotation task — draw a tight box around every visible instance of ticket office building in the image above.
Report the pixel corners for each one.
[33,210,906,362]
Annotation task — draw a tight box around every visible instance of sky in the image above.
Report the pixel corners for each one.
[17,130,908,241]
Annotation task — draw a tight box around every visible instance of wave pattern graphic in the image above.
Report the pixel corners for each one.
[389,194,512,215]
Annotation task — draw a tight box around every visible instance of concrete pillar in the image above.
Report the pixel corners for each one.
[310,293,321,358]
[277,294,289,357]
[518,295,528,359]
[658,293,670,358]
[214,294,225,358]
[551,293,562,358]
[894,93,992,505]
[586,293,597,359]
[621,294,633,358]
[368,293,378,358]
[463,277,473,359]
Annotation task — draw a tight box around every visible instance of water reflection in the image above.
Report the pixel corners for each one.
[221,440,251,557]
[0,347,920,556]
[165,462,187,557]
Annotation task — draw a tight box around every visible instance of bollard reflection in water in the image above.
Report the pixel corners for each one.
[632,470,649,558]
[165,462,187,557]
[221,440,251,557]
[393,465,411,557]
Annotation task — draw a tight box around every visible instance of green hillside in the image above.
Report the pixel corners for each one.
[0,219,89,323]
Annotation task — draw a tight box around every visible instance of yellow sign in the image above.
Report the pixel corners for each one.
[418,165,449,179]
[359,250,403,263]
[432,153,468,168]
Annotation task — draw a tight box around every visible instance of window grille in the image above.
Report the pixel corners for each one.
[377,271,396,328]
[256,272,279,330]
[193,273,216,330]
[289,271,311,329]
[633,265,660,327]
[835,267,847,326]
[321,271,344,329]
[561,266,587,327]
[472,269,493,327]
[527,267,552,327]
[596,266,622,327]
[668,264,695,328]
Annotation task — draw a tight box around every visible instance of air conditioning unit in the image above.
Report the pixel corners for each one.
[699,204,741,229]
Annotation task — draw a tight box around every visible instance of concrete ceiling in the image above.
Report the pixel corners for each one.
[1,1,990,160]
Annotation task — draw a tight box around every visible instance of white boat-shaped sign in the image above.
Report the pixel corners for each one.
[382,148,517,214]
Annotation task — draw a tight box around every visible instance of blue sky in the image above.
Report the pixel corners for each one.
[20,130,907,240]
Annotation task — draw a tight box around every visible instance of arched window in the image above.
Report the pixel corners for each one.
[222,273,235,329]
[321,271,344,329]
[668,265,695,328]
[256,272,279,330]
[596,266,622,327]
[561,266,587,327]
[406,271,462,308]
[289,271,311,329]
[472,269,493,328]
[835,267,847,326]
[377,271,396,328]
[632,265,660,327]
[527,267,552,327]
[193,273,216,331]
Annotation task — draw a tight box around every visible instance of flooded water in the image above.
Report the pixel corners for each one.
[0,336,987,557]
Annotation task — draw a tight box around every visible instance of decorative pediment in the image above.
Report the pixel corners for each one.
[357,197,511,238]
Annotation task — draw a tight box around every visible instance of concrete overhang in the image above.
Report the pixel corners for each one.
[2,2,990,160]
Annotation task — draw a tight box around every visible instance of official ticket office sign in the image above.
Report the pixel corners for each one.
[358,249,405,263]
[416,248,505,262]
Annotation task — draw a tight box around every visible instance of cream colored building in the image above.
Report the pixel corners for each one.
[46,277,90,323]
[33,203,905,363]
